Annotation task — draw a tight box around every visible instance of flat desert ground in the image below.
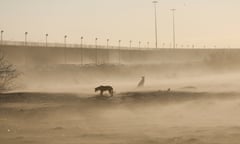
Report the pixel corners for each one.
[1,90,240,144]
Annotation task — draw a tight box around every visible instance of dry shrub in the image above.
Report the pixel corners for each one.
[0,55,19,92]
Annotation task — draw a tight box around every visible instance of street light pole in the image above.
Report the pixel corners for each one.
[139,41,141,49]
[24,32,28,66]
[107,39,110,64]
[171,9,176,49]
[147,42,149,48]
[118,40,121,64]
[1,30,4,45]
[81,36,84,65]
[95,38,98,65]
[25,32,28,46]
[153,1,158,49]
[45,34,48,47]
[64,35,67,46]
[81,36,83,48]
[64,35,67,64]
[107,39,109,48]
[129,40,132,48]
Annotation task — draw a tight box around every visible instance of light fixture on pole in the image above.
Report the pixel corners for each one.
[153,1,158,49]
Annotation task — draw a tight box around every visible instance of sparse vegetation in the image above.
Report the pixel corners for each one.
[0,54,19,92]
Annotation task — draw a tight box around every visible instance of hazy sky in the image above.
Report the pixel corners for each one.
[1,0,240,48]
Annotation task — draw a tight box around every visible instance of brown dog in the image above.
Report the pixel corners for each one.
[95,85,114,97]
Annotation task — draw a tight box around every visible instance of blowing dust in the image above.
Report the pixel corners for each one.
[1,61,240,144]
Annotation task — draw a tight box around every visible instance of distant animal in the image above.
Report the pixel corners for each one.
[137,76,145,88]
[95,85,114,97]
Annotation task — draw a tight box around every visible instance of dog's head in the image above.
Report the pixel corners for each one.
[95,87,100,92]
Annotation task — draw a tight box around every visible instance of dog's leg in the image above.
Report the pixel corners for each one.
[110,90,113,97]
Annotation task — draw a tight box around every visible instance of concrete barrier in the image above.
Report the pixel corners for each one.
[1,44,240,66]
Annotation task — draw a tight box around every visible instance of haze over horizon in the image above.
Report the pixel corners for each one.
[1,0,240,48]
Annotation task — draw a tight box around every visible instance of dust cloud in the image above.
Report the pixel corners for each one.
[1,59,240,144]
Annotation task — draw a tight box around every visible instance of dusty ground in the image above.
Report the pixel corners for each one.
[1,91,240,144]
[1,63,240,144]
